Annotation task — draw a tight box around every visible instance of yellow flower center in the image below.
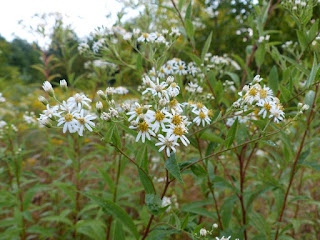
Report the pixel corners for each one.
[160,68,165,73]
[199,111,206,119]
[170,83,177,88]
[169,99,178,107]
[249,88,257,96]
[167,65,171,70]
[173,126,185,136]
[135,107,143,115]
[179,65,184,70]
[155,111,165,121]
[196,102,204,109]
[260,89,268,99]
[264,103,271,111]
[78,118,85,125]
[138,121,149,132]
[64,113,73,122]
[172,114,182,125]
[143,33,149,38]
[277,104,284,110]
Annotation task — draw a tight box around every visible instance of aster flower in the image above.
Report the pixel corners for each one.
[129,120,155,143]
[76,110,96,136]
[68,93,92,110]
[145,109,170,133]
[164,123,190,146]
[167,82,180,98]
[57,111,80,134]
[155,133,179,157]
[142,78,169,100]
[193,110,211,127]
[269,105,285,123]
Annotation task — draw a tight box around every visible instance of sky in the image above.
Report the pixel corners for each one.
[0,0,137,46]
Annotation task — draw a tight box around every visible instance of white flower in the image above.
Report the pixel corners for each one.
[38,96,48,105]
[68,93,92,110]
[42,104,60,118]
[0,93,6,102]
[97,90,107,100]
[76,110,96,136]
[213,223,218,228]
[106,87,115,96]
[129,120,155,143]
[170,27,181,36]
[216,236,231,240]
[257,102,274,119]
[167,82,180,97]
[161,196,172,211]
[257,85,274,105]
[200,228,207,236]
[109,108,119,118]
[137,33,152,42]
[155,133,179,157]
[164,123,190,146]
[193,110,211,127]
[142,78,169,100]
[101,112,111,121]
[57,111,80,133]
[173,61,187,75]
[269,105,285,123]
[127,102,151,122]
[146,109,170,133]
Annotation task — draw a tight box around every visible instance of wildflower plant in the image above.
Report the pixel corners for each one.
[1,0,320,240]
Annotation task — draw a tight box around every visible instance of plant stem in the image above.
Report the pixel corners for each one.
[274,84,319,240]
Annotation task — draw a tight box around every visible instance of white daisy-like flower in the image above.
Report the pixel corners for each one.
[187,62,198,76]
[155,133,179,157]
[173,61,187,75]
[42,104,60,118]
[167,82,180,98]
[68,93,92,110]
[164,123,190,146]
[127,102,151,122]
[164,64,174,75]
[257,101,274,119]
[137,33,152,42]
[193,110,211,127]
[57,111,80,133]
[129,120,155,143]
[269,105,285,123]
[142,78,169,100]
[257,85,274,105]
[159,66,166,78]
[243,84,261,105]
[76,110,96,136]
[146,109,170,133]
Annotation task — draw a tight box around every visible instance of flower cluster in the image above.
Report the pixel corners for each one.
[230,75,285,124]
[38,81,96,136]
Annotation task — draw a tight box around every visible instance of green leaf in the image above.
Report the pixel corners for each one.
[201,32,212,62]
[136,145,148,170]
[185,1,192,20]
[138,168,155,194]
[185,19,194,39]
[84,194,139,239]
[268,65,279,94]
[255,45,265,67]
[225,118,238,148]
[307,20,319,42]
[178,0,185,11]
[113,221,125,240]
[306,55,320,88]
[145,194,162,215]
[165,153,183,184]
[297,30,308,51]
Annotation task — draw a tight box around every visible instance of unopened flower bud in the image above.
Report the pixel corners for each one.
[40,118,52,128]
[101,112,111,121]
[42,81,54,97]
[60,79,68,91]
[302,104,309,111]
[97,90,106,100]
[38,96,48,105]
[166,76,174,84]
[200,228,207,236]
[96,101,103,113]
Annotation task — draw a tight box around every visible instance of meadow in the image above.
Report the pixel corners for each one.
[1,0,320,239]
